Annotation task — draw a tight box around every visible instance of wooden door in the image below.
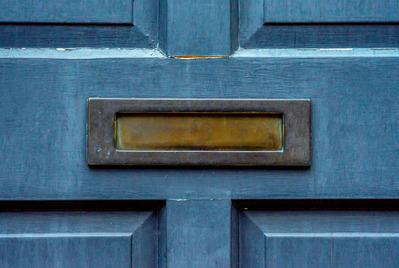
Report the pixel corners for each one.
[0,0,398,267]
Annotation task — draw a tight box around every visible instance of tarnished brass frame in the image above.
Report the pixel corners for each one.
[87,98,311,167]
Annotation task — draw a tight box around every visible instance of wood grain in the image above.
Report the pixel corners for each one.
[166,200,233,268]
[0,0,133,24]
[264,0,399,23]
[0,25,153,48]
[159,0,238,56]
[0,211,159,267]
[240,210,399,267]
[0,0,159,48]
[242,24,399,49]
[0,56,398,200]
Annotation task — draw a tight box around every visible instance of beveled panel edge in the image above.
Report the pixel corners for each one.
[87,98,311,167]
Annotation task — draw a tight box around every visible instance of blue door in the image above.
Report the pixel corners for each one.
[1,0,398,267]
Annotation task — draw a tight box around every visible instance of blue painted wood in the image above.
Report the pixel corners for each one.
[238,0,264,45]
[264,0,399,23]
[0,25,153,48]
[0,55,397,200]
[265,235,331,267]
[240,211,399,267]
[133,0,159,45]
[239,0,399,47]
[0,0,159,49]
[332,236,399,267]
[230,0,239,54]
[0,235,131,268]
[0,0,133,24]
[165,200,233,267]
[1,0,399,266]
[239,210,265,267]
[131,211,159,268]
[0,211,159,267]
[241,24,399,49]
[265,235,399,268]
[231,204,239,268]
[159,0,238,56]
[158,205,167,268]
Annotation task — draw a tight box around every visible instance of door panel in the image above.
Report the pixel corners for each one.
[264,0,399,23]
[0,25,154,48]
[0,0,398,267]
[0,57,397,200]
[240,24,399,49]
[0,210,160,268]
[0,0,158,48]
[0,235,131,268]
[240,0,399,48]
[240,210,399,268]
[0,0,133,24]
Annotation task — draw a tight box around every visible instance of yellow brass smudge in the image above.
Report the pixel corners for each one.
[173,55,230,60]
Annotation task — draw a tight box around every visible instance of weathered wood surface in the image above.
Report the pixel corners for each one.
[0,54,398,200]
[240,210,399,267]
[264,0,399,23]
[241,25,399,49]
[0,211,159,267]
[240,0,399,47]
[0,0,398,266]
[165,200,234,268]
[159,0,238,56]
[0,25,153,48]
[0,0,158,48]
[0,0,133,24]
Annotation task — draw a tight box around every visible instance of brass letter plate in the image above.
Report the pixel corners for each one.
[88,99,310,166]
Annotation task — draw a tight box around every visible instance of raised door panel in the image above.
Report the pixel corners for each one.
[0,235,131,268]
[0,0,158,48]
[0,0,133,24]
[264,0,399,23]
[264,235,399,267]
[240,210,399,268]
[0,211,159,268]
[240,0,399,48]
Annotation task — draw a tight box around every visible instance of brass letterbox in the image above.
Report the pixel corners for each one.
[88,99,311,166]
